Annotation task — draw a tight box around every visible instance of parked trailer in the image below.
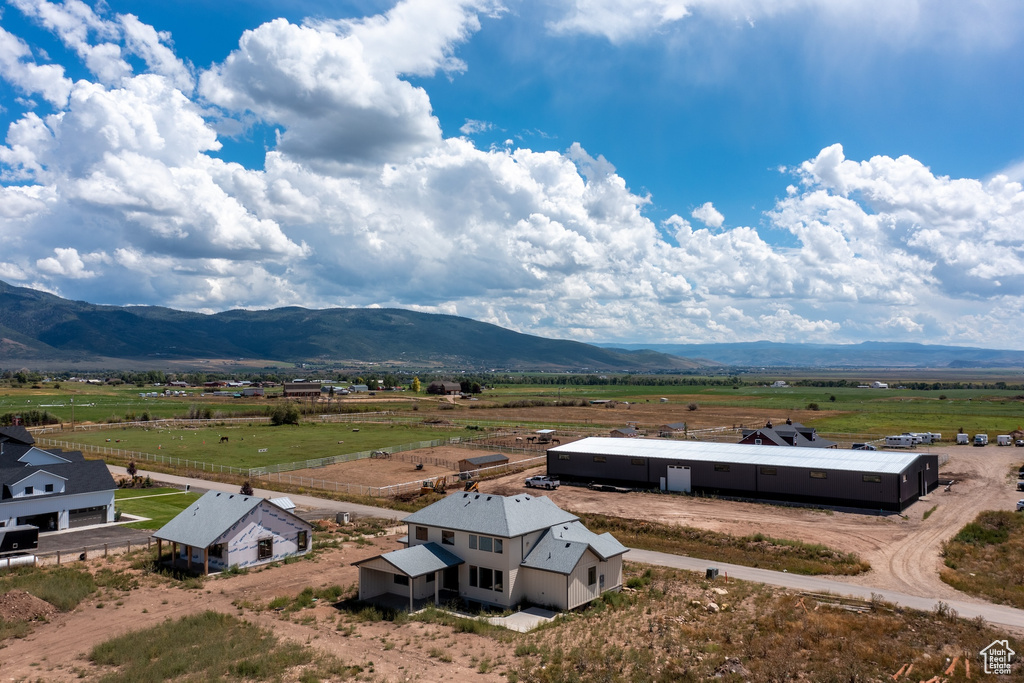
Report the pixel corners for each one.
[885,435,915,448]
[956,433,970,445]
[997,435,1013,446]
[0,524,38,555]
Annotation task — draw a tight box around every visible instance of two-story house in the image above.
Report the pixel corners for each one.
[0,426,116,531]
[355,492,627,612]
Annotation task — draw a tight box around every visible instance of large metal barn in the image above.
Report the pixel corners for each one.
[547,437,938,512]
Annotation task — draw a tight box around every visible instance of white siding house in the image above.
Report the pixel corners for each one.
[1,426,116,531]
[355,492,627,612]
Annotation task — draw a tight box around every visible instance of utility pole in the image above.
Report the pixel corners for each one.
[70,395,74,432]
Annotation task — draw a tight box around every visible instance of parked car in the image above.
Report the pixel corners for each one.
[851,443,877,451]
[525,475,560,490]
[1018,480,1024,492]
[1017,500,1024,512]
[1017,440,1024,447]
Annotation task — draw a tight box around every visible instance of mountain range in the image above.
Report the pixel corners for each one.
[601,341,1024,369]
[0,281,699,371]
[3,281,1023,370]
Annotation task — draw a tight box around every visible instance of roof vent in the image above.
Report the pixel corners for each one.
[486,496,492,501]
[474,494,480,499]
[565,543,571,548]
[462,493,468,498]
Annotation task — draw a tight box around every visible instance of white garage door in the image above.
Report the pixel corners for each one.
[666,465,691,493]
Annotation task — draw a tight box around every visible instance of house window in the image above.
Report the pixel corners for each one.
[297,530,308,550]
[393,574,409,586]
[24,486,33,495]
[594,456,607,463]
[479,536,493,552]
[45,484,54,493]
[257,538,273,560]
[760,467,777,475]
[494,570,504,592]
[494,539,503,554]
[714,464,730,472]
[480,568,493,590]
[588,566,597,586]
[469,566,478,587]
[441,530,455,545]
[902,474,908,483]
[631,458,645,466]
[469,535,477,550]
[862,474,882,483]
[754,438,762,445]
[210,543,225,558]
[415,526,428,541]
[558,454,570,460]
[925,463,930,470]
[810,471,827,479]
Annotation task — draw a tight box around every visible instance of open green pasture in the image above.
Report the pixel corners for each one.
[60,421,474,469]
[0,384,266,423]
[481,382,1024,435]
[114,488,201,530]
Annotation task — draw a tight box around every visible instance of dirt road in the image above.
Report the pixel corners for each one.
[485,443,1024,601]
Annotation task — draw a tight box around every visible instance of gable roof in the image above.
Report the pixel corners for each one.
[403,492,578,538]
[153,490,265,547]
[356,542,464,578]
[521,521,629,574]
[0,426,34,445]
[0,459,114,500]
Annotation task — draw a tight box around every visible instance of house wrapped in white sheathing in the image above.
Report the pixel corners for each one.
[153,491,312,574]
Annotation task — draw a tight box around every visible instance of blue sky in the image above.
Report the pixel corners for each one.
[2,0,1024,349]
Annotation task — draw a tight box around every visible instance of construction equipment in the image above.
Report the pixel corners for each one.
[464,480,479,493]
[420,476,448,495]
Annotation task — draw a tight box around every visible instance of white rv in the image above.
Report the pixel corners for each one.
[956,433,969,445]
[974,434,988,447]
[997,435,1013,446]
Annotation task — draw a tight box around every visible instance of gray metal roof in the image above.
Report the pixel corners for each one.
[461,453,509,466]
[521,521,628,574]
[402,492,578,538]
[366,542,464,578]
[153,490,262,547]
[549,437,926,475]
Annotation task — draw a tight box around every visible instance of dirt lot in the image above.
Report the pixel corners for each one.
[284,443,552,488]
[0,534,513,682]
[483,443,1024,602]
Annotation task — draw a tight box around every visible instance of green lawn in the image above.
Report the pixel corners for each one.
[115,489,201,529]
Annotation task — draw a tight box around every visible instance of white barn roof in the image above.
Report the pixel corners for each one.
[549,437,925,475]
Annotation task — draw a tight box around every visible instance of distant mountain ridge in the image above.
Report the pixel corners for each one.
[0,281,701,371]
[599,341,1024,368]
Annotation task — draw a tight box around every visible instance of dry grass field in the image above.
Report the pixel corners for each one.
[0,524,1016,682]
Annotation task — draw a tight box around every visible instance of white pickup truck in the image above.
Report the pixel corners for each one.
[525,475,560,490]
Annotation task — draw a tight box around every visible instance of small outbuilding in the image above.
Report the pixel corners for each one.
[457,453,510,473]
[153,491,312,574]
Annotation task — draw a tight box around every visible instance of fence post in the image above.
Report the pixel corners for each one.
[104,544,108,558]
[56,550,61,565]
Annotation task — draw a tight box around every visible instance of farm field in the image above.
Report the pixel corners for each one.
[43,422,480,470]
[5,376,1024,439]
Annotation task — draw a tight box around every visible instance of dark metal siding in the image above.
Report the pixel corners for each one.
[548,447,940,511]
